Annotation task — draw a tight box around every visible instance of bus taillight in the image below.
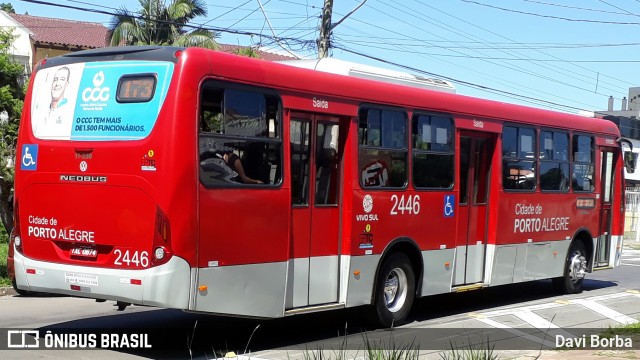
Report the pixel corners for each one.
[11,200,22,254]
[153,206,172,265]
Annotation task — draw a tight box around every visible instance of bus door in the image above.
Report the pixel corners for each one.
[288,112,343,308]
[595,148,616,267]
[454,131,495,285]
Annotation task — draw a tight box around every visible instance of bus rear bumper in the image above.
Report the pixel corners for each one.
[13,248,191,309]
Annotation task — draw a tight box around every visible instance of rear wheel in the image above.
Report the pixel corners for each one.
[371,252,415,327]
[553,241,587,294]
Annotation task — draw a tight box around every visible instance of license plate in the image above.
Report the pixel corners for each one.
[70,247,98,259]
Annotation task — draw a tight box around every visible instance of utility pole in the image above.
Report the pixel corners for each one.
[318,0,333,59]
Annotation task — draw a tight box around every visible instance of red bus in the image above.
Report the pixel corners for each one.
[11,46,628,327]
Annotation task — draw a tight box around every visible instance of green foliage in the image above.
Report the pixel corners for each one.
[0,242,9,287]
[233,47,260,58]
[601,322,640,336]
[439,339,498,360]
[0,3,14,13]
[109,0,219,49]
[0,27,24,235]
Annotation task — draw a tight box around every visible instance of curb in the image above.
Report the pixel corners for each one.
[0,286,17,296]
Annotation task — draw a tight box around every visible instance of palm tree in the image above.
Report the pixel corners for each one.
[108,0,219,49]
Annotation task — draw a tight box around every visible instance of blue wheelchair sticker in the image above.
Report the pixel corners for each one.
[21,144,38,171]
[444,195,455,217]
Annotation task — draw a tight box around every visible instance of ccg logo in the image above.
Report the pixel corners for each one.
[82,71,110,102]
[7,330,40,348]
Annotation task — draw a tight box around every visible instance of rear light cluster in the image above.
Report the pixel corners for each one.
[152,206,172,266]
[12,200,22,255]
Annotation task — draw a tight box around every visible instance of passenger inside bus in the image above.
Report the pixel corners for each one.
[200,147,264,185]
[220,150,263,184]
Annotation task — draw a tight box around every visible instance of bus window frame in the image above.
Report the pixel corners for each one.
[502,123,537,192]
[198,80,284,189]
[538,127,570,193]
[571,132,595,193]
[357,104,408,190]
[411,111,455,190]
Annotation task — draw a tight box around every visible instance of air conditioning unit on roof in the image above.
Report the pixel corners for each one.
[277,58,455,94]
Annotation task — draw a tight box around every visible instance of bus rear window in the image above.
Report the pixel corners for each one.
[117,75,156,103]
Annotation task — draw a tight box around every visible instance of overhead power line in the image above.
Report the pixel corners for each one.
[520,0,638,16]
[19,0,626,114]
[21,0,314,48]
[461,0,640,25]
[333,44,601,113]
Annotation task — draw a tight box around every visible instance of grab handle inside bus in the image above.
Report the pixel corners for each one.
[618,138,637,174]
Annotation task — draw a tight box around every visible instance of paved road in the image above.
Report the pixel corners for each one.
[1,249,639,359]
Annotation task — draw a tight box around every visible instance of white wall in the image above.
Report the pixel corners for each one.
[0,10,33,73]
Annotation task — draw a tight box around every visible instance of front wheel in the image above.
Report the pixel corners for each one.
[553,241,587,294]
[371,252,415,327]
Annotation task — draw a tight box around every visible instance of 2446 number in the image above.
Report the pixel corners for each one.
[114,249,149,268]
[390,194,421,215]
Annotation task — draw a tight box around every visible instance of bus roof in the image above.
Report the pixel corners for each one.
[32,46,620,138]
[277,58,456,94]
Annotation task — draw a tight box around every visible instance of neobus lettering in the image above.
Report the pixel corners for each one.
[514,217,570,233]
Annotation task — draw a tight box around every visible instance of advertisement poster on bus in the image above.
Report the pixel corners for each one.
[30,61,174,141]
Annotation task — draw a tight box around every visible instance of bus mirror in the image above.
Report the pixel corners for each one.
[625,151,637,174]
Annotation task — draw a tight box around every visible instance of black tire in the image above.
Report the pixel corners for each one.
[553,241,587,294]
[371,252,415,327]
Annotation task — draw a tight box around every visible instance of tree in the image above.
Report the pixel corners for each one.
[0,27,24,235]
[233,47,260,59]
[0,3,15,13]
[108,0,219,49]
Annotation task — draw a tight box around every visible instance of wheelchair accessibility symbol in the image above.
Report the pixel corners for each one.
[444,195,455,217]
[21,144,38,171]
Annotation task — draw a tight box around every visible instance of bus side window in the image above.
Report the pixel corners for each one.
[198,84,282,187]
[539,130,569,192]
[358,107,407,188]
[412,113,454,189]
[572,134,594,192]
[502,125,536,191]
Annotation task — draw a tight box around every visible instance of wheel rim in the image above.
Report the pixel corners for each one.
[383,268,408,313]
[569,250,587,283]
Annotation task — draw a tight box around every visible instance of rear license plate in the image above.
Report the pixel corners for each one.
[70,247,98,259]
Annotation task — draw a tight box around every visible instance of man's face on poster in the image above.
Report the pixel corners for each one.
[51,68,69,102]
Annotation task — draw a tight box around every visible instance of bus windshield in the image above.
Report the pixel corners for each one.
[30,61,174,141]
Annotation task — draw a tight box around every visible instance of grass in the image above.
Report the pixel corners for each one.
[601,321,640,339]
[0,224,10,287]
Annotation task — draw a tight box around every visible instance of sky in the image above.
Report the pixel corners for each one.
[8,0,640,115]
